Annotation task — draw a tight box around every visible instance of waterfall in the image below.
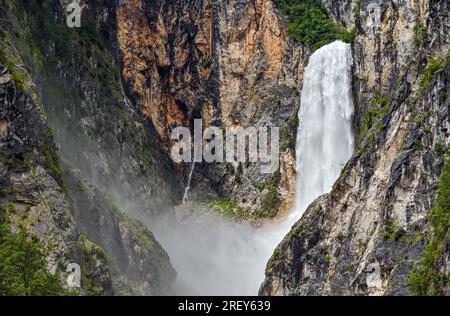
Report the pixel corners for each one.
[294,40,354,217]
[182,162,195,204]
[151,40,355,295]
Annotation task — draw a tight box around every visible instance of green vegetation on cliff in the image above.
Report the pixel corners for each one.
[274,0,355,51]
[409,151,450,295]
[0,215,65,295]
[419,52,450,95]
[280,105,299,151]
[42,128,64,185]
[361,94,391,139]
[0,42,65,187]
[0,45,29,91]
[206,198,249,220]
[255,173,282,218]
[12,0,121,101]
[353,0,363,19]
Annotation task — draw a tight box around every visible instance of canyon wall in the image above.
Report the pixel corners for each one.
[260,0,450,296]
[0,0,176,295]
[116,0,308,219]
[1,0,448,296]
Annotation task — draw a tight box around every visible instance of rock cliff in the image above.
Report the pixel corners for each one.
[260,0,450,296]
[0,1,176,295]
[115,0,306,219]
[0,59,112,295]
[1,0,448,296]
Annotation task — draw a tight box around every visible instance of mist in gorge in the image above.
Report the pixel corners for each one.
[43,39,356,296]
[2,0,448,300]
[92,40,354,296]
[151,40,354,295]
[149,212,286,295]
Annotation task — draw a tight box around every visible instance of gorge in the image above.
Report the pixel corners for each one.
[0,0,449,296]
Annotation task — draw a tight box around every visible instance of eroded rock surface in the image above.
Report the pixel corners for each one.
[260,0,450,296]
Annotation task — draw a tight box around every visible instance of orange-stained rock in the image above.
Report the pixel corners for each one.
[116,0,305,219]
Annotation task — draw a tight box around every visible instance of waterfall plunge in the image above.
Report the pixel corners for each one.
[151,40,355,295]
[294,40,354,217]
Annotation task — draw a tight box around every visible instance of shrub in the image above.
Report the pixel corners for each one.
[260,187,281,218]
[382,218,405,241]
[360,94,391,140]
[418,53,449,95]
[274,0,356,51]
[409,151,450,295]
[353,0,363,19]
[414,23,427,44]
[0,222,65,295]
[206,198,249,220]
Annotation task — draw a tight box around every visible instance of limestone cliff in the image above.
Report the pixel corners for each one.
[64,167,176,295]
[0,1,176,295]
[1,0,449,297]
[260,0,450,296]
[0,56,175,295]
[115,0,307,219]
[5,0,182,217]
[0,59,112,295]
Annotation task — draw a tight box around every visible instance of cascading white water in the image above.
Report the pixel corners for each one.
[151,40,355,295]
[183,162,195,203]
[294,40,354,217]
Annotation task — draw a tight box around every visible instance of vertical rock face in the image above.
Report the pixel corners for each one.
[64,168,176,295]
[117,0,215,143]
[0,58,176,295]
[116,0,309,218]
[319,0,356,29]
[0,61,112,295]
[13,0,181,217]
[213,0,305,218]
[260,0,450,296]
[216,0,286,125]
[0,2,176,295]
[3,0,306,222]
